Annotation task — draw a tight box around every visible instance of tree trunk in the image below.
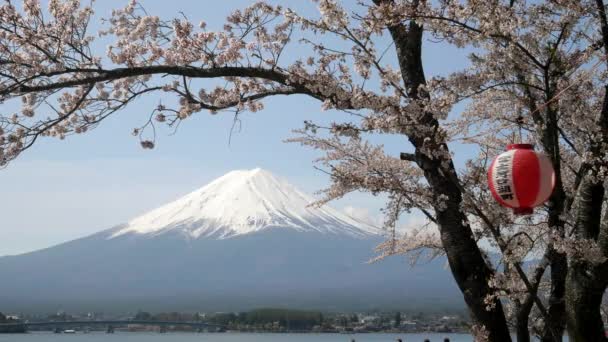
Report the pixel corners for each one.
[540,249,567,342]
[516,317,530,342]
[418,151,512,342]
[566,178,607,341]
[372,1,512,338]
[566,265,607,342]
[540,184,567,342]
[515,299,533,342]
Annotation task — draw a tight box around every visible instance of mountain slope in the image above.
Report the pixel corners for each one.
[0,168,463,313]
[111,168,379,239]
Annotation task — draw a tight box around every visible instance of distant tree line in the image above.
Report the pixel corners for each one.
[208,308,324,331]
[133,310,203,322]
[132,308,324,330]
[129,308,469,332]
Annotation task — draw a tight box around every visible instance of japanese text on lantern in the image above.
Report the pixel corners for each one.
[495,154,514,201]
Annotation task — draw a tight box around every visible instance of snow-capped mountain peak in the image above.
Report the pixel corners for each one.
[110,168,380,239]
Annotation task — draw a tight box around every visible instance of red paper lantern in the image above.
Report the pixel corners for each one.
[487,144,555,215]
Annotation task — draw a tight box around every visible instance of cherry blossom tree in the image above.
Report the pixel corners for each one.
[1,0,608,341]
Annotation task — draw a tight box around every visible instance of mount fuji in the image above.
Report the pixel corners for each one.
[0,168,462,313]
[110,168,380,240]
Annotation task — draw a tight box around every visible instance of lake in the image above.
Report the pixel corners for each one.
[0,332,472,342]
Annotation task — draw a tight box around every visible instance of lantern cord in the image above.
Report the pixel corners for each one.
[516,115,524,143]
[519,125,523,143]
[519,121,523,144]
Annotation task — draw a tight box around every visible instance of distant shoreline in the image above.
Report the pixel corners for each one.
[17,328,470,335]
[16,330,474,336]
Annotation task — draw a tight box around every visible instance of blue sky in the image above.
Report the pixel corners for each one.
[0,0,473,256]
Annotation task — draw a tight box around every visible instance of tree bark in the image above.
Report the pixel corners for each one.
[417,150,512,341]
[564,0,608,333]
[515,299,534,342]
[565,263,607,342]
[565,178,607,341]
[540,249,566,342]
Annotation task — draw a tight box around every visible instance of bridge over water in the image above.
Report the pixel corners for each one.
[0,320,226,333]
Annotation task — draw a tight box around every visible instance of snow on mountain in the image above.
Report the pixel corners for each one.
[110,168,381,240]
